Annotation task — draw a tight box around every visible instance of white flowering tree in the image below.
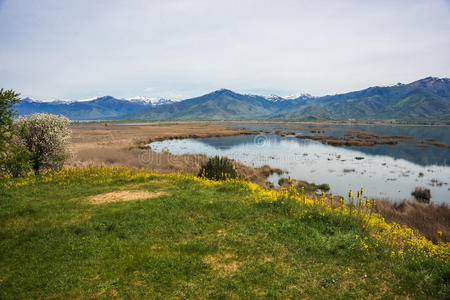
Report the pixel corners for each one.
[15,113,71,174]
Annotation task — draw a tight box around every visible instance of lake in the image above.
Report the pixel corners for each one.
[148,124,450,204]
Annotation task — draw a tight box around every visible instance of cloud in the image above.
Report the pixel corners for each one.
[0,0,449,100]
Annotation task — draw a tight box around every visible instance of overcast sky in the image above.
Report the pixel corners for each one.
[0,0,449,100]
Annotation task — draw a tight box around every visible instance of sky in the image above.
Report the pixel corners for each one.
[0,0,449,101]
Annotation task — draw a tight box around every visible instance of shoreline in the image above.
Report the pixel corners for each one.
[69,122,270,186]
[72,119,450,127]
[69,121,449,186]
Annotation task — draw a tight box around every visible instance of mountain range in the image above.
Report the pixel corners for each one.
[14,77,450,122]
[15,96,174,120]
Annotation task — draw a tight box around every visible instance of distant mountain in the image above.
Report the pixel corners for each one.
[261,94,285,102]
[124,77,449,122]
[14,77,450,122]
[15,96,174,120]
[270,77,450,122]
[262,93,313,103]
[126,96,175,106]
[125,89,287,120]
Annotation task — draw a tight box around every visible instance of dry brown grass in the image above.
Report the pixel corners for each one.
[70,121,256,151]
[295,131,410,147]
[203,252,241,276]
[374,199,450,243]
[68,122,277,186]
[89,190,167,204]
[430,141,448,148]
[292,128,419,148]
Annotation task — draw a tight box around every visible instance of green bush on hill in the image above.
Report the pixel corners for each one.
[0,88,32,176]
[198,156,237,180]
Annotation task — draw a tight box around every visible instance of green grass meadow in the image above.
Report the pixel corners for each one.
[0,171,449,299]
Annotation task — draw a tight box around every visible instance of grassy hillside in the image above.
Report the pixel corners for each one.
[271,78,450,122]
[123,77,450,122]
[126,89,280,121]
[271,93,450,122]
[1,167,449,298]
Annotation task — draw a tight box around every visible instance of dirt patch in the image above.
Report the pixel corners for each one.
[203,253,240,276]
[89,190,167,204]
[260,256,274,263]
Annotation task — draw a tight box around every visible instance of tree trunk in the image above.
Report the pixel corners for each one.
[33,157,40,175]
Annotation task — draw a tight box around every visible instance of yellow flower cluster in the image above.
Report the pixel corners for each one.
[1,166,448,260]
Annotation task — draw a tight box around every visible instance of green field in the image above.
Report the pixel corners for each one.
[0,168,448,299]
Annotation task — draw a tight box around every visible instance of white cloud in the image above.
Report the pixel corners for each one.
[0,0,449,99]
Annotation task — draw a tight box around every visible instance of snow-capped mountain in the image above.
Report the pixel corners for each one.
[15,95,175,120]
[126,96,175,106]
[125,77,450,122]
[22,96,106,104]
[262,94,285,102]
[282,93,313,100]
[262,93,313,102]
[14,77,450,121]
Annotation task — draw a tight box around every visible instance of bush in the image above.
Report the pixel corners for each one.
[0,89,32,176]
[317,183,330,192]
[1,142,33,177]
[15,113,71,174]
[411,187,431,203]
[198,156,237,181]
[278,177,290,186]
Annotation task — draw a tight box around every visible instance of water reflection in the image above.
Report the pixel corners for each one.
[228,124,450,166]
[149,134,450,204]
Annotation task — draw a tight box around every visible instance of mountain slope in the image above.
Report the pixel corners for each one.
[125,89,283,120]
[271,77,450,121]
[14,77,450,122]
[125,77,449,122]
[14,96,173,120]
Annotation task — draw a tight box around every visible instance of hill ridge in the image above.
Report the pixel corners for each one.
[14,77,450,122]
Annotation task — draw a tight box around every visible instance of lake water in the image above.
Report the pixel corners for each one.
[148,124,450,204]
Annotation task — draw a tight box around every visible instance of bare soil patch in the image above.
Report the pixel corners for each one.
[203,252,240,276]
[89,190,167,204]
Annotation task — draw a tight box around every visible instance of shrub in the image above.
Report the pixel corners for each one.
[278,177,290,186]
[0,89,20,150]
[1,142,33,177]
[15,113,71,174]
[411,187,431,203]
[317,183,330,192]
[0,89,32,176]
[198,156,237,181]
